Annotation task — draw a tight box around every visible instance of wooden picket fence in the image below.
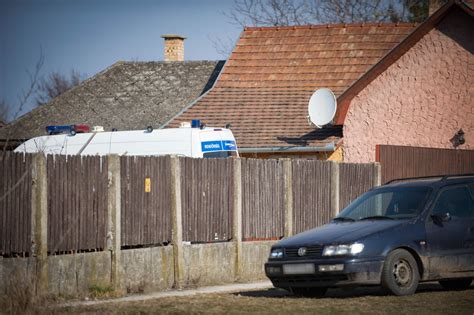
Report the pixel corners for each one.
[1,152,380,256]
[46,155,108,254]
[121,156,172,247]
[377,145,474,183]
[0,152,32,256]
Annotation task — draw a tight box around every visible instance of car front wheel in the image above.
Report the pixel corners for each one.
[381,249,419,296]
[439,278,472,290]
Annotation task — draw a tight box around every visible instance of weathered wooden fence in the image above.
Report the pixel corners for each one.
[0,152,32,256]
[339,163,379,210]
[47,155,108,254]
[241,159,285,240]
[180,157,233,243]
[1,152,381,256]
[377,145,474,183]
[121,156,172,247]
[292,160,333,235]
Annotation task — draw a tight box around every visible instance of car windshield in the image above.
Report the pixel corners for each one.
[336,187,432,221]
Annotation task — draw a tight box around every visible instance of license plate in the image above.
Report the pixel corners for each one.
[283,263,315,275]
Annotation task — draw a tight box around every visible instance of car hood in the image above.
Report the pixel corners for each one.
[276,220,407,247]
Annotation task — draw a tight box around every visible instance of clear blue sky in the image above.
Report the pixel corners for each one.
[0,0,241,121]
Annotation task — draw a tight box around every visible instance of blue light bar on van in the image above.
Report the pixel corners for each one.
[191,119,201,128]
[46,124,91,135]
[46,125,74,135]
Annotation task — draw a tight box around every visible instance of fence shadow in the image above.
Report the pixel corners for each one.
[233,283,474,299]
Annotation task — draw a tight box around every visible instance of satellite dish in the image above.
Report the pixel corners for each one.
[308,88,337,128]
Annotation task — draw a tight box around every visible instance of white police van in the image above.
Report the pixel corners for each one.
[15,120,239,158]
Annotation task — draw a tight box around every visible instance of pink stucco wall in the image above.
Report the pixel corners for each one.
[344,8,473,163]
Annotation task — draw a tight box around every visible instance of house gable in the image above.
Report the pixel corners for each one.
[335,0,474,125]
[344,4,473,162]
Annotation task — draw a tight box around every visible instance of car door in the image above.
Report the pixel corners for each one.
[425,185,473,278]
[465,184,474,271]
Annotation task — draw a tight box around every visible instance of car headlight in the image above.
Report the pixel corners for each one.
[269,248,284,259]
[322,243,364,256]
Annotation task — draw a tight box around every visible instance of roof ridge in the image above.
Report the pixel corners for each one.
[1,60,224,136]
[244,22,418,31]
[0,60,124,129]
[119,60,223,65]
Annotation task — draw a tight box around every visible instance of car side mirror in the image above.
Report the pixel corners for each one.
[431,212,451,223]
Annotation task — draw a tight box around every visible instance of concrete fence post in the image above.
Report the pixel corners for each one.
[330,161,340,218]
[31,153,48,295]
[374,163,382,186]
[373,162,383,215]
[107,155,122,290]
[232,158,243,280]
[170,156,184,289]
[283,159,293,237]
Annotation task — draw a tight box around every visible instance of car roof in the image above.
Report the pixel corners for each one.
[382,174,474,189]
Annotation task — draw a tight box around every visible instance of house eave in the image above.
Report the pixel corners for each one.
[239,142,335,154]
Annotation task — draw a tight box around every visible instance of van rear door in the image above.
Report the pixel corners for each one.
[199,129,238,158]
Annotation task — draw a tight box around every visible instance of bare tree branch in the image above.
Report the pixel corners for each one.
[12,48,44,120]
[1,48,45,152]
[225,0,432,26]
[208,34,237,58]
[0,99,8,125]
[35,69,84,106]
[214,0,434,55]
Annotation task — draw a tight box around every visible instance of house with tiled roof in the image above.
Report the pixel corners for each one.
[166,0,473,161]
[0,36,224,150]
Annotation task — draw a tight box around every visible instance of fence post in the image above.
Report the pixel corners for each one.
[31,153,48,295]
[170,156,184,289]
[330,161,340,217]
[107,155,122,290]
[232,158,243,280]
[283,159,293,237]
[374,163,382,186]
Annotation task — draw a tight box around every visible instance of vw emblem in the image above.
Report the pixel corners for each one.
[297,247,307,257]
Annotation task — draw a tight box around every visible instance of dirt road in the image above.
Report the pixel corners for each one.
[60,283,473,314]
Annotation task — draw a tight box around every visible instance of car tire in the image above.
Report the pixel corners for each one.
[439,278,472,291]
[381,249,419,296]
[291,287,327,298]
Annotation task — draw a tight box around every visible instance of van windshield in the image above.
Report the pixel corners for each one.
[336,187,432,221]
[203,151,238,158]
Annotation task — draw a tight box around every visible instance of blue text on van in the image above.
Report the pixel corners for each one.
[201,140,237,152]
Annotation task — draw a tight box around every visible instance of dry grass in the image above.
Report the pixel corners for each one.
[88,284,121,299]
[0,268,56,315]
[60,283,474,315]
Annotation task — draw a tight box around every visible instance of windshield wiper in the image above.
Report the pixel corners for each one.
[333,217,355,222]
[359,216,394,221]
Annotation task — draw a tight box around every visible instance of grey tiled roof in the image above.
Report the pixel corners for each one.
[0,60,224,140]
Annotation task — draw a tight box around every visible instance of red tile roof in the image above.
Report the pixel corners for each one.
[167,23,417,150]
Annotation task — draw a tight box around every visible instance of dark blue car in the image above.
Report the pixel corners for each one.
[265,175,474,296]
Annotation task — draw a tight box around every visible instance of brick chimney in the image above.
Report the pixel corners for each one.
[161,34,186,61]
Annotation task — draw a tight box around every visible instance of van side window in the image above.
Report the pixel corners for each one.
[203,151,237,158]
[432,186,473,218]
